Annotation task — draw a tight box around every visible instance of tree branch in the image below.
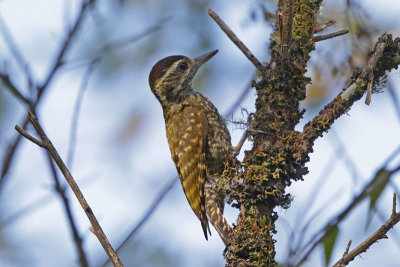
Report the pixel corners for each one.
[46,153,88,267]
[0,0,97,191]
[0,14,35,90]
[313,29,349,42]
[302,33,400,147]
[16,111,123,267]
[313,20,336,33]
[0,73,31,106]
[38,0,95,96]
[102,176,178,267]
[278,0,294,61]
[14,125,44,147]
[208,8,265,71]
[295,166,400,266]
[332,194,400,267]
[67,59,97,168]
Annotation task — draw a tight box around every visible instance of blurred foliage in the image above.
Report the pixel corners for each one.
[323,225,339,266]
[366,168,391,229]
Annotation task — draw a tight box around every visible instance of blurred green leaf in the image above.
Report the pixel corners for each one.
[366,168,391,229]
[323,225,339,266]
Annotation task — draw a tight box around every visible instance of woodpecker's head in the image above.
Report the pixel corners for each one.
[149,50,218,107]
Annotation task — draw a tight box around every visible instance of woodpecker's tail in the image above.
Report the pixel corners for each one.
[205,177,232,245]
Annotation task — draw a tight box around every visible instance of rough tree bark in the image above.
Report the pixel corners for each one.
[221,1,400,266]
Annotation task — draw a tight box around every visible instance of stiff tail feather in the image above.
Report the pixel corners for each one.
[205,177,232,245]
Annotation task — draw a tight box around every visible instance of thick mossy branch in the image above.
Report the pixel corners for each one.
[225,1,323,266]
[224,2,400,267]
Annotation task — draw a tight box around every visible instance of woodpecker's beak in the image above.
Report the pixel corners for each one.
[193,50,218,71]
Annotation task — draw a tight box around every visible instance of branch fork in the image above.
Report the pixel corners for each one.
[15,111,123,267]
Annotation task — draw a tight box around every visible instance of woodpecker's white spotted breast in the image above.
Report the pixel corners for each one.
[184,93,232,175]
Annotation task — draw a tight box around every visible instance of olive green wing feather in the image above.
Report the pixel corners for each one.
[166,105,210,239]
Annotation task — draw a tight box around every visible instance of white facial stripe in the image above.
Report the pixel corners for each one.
[154,60,182,89]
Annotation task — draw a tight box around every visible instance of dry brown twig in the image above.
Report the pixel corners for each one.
[294,166,399,266]
[208,8,266,71]
[46,153,88,267]
[332,193,400,267]
[0,0,96,190]
[302,33,397,144]
[313,20,336,33]
[313,29,349,42]
[15,111,123,267]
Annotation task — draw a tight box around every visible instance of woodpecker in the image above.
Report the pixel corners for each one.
[149,50,233,244]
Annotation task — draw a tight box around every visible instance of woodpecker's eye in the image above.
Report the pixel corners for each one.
[178,62,188,71]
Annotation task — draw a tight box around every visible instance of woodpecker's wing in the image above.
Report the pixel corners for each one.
[166,105,210,239]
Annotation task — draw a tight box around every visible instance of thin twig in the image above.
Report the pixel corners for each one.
[208,8,265,71]
[361,40,386,105]
[0,73,31,106]
[224,73,255,117]
[102,176,177,267]
[0,120,27,189]
[332,194,400,267]
[0,0,96,191]
[295,166,400,266]
[302,33,394,144]
[46,153,88,267]
[0,14,35,90]
[14,125,44,147]
[103,17,170,52]
[365,72,374,105]
[17,111,123,267]
[67,60,97,168]
[313,20,336,33]
[343,240,352,257]
[313,29,349,42]
[64,18,168,71]
[38,0,95,97]
[1,194,53,226]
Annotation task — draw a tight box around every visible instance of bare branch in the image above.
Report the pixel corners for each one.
[313,29,349,42]
[16,111,123,267]
[332,195,400,267]
[0,14,35,89]
[295,166,400,266]
[103,17,169,52]
[302,33,400,146]
[0,73,31,106]
[102,176,178,266]
[208,8,265,71]
[67,60,97,168]
[14,125,44,147]
[46,153,88,267]
[0,0,97,191]
[343,240,352,257]
[39,0,96,96]
[314,20,336,33]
